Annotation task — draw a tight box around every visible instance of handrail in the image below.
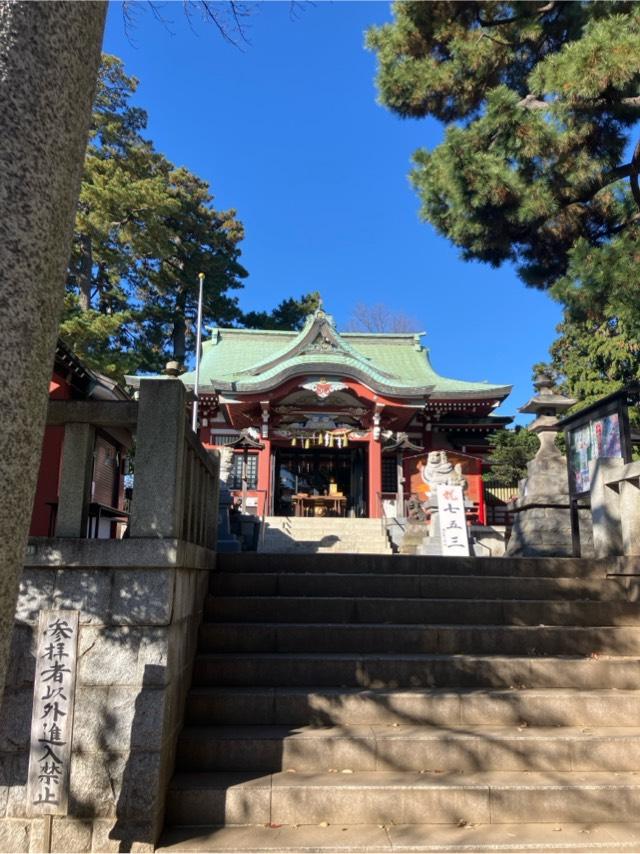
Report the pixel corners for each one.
[185,424,219,480]
[47,399,138,426]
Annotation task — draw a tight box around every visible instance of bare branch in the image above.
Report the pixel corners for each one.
[346,302,420,334]
[518,94,640,111]
[190,0,254,50]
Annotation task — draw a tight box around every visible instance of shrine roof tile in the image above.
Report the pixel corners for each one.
[177,321,511,401]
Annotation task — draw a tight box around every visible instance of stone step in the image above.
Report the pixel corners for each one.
[184,687,640,728]
[259,546,393,555]
[192,653,640,690]
[157,820,640,853]
[264,518,385,527]
[217,552,626,578]
[198,622,640,656]
[165,770,640,826]
[175,724,640,773]
[205,596,640,626]
[210,572,629,601]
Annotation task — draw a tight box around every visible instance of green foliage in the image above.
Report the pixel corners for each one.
[241,292,322,331]
[485,426,540,485]
[61,55,247,381]
[367,2,640,290]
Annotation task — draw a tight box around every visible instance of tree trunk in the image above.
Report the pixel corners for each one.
[172,289,188,364]
[0,2,106,696]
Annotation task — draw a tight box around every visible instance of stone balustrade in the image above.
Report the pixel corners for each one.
[589,458,640,558]
[52,379,220,549]
[0,380,220,852]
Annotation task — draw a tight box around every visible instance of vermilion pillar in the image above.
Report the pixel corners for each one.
[257,439,271,516]
[368,436,382,518]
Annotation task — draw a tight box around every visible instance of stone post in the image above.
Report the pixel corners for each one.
[205,449,221,551]
[619,477,640,555]
[0,1,106,695]
[589,457,624,558]
[130,380,187,539]
[55,422,96,537]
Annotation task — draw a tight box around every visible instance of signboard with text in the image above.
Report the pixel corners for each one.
[437,484,470,556]
[27,611,79,817]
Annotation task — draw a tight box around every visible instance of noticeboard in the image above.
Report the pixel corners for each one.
[560,388,635,498]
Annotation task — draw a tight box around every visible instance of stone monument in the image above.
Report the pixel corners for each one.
[407,451,472,555]
[506,374,592,556]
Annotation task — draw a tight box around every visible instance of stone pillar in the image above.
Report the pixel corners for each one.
[205,449,221,551]
[590,457,624,558]
[0,1,106,696]
[368,436,382,518]
[257,438,271,516]
[55,422,96,537]
[620,478,640,555]
[506,375,585,557]
[130,380,187,539]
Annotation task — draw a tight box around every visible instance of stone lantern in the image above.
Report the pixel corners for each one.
[506,374,589,556]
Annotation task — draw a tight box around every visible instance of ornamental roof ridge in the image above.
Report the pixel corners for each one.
[229,307,400,382]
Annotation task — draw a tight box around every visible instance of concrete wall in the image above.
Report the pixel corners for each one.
[0,538,212,853]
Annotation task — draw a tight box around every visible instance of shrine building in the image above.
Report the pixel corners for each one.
[175,308,512,521]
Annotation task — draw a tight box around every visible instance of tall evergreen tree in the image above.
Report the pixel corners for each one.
[241,292,322,331]
[61,55,247,380]
[367,3,640,292]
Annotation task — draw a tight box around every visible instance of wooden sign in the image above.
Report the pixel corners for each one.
[436,484,470,556]
[27,611,79,817]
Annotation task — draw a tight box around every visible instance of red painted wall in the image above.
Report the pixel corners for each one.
[29,374,71,536]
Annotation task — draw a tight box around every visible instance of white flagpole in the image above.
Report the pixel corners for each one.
[191,272,205,432]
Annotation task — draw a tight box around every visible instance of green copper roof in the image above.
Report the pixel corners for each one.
[179,309,511,400]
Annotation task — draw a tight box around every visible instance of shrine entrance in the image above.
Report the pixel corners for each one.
[273,444,368,517]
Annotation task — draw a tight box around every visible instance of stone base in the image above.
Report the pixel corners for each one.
[506,501,593,557]
[0,537,213,852]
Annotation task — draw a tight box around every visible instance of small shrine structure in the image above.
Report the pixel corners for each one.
[130,308,511,519]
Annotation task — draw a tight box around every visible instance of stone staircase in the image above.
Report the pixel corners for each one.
[259,516,393,554]
[158,553,640,852]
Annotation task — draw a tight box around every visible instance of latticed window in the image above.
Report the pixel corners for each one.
[211,432,240,446]
[381,456,398,493]
[231,453,258,489]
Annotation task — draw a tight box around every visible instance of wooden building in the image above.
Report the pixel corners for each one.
[30,340,131,538]
[176,308,512,520]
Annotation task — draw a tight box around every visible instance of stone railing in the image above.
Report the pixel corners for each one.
[50,378,220,549]
[129,379,220,548]
[590,458,640,557]
[0,379,220,853]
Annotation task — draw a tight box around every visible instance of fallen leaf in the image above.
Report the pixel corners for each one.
[457,819,467,827]
[286,768,297,773]
[319,821,330,827]
[341,769,354,774]
[553,827,562,832]
[268,823,282,829]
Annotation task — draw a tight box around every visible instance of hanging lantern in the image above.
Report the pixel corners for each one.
[343,433,349,447]
[291,437,297,447]
[304,438,310,449]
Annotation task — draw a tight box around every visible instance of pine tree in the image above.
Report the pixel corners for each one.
[61,55,248,380]
[367,3,640,291]
[241,292,322,331]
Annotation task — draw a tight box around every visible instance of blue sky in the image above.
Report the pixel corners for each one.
[104,1,562,422]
